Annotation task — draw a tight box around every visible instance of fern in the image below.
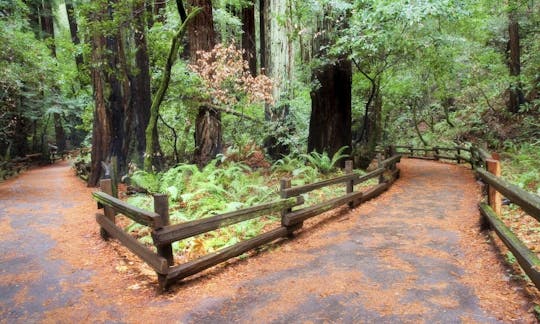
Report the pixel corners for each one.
[301,146,349,174]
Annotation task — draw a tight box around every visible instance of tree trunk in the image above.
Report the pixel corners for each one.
[65,0,84,69]
[88,2,130,186]
[143,5,200,172]
[188,0,220,167]
[241,4,256,76]
[194,107,222,166]
[89,30,112,186]
[355,80,382,169]
[187,0,215,56]
[507,8,525,113]
[130,0,153,167]
[40,0,67,152]
[308,59,352,160]
[259,0,266,73]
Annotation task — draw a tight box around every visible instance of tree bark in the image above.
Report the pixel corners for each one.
[187,0,220,167]
[40,0,67,152]
[241,4,257,76]
[507,7,525,113]
[143,5,201,171]
[65,0,84,69]
[259,0,266,73]
[88,1,130,186]
[130,0,153,167]
[194,107,222,166]
[308,59,352,160]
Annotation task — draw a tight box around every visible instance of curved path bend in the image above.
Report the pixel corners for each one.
[0,159,535,323]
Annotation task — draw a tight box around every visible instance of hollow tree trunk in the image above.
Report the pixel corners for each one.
[308,59,352,160]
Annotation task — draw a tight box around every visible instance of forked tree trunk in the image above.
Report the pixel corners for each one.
[308,59,352,159]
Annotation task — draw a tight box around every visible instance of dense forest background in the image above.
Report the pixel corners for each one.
[1,0,539,190]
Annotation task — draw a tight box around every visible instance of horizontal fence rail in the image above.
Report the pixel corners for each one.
[93,152,402,292]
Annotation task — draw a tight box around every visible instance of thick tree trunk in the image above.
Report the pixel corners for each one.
[193,107,222,167]
[308,59,352,160]
[187,0,214,56]
[130,0,153,167]
[241,4,257,76]
[88,2,130,186]
[507,9,525,113]
[89,32,112,186]
[188,0,220,167]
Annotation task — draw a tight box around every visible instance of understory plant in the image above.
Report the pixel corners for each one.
[125,153,357,258]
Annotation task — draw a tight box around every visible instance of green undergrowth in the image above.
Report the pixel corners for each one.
[501,142,540,196]
[124,152,373,258]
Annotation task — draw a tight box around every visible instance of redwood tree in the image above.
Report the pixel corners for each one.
[241,3,256,76]
[187,0,221,167]
[506,5,525,113]
[308,59,352,158]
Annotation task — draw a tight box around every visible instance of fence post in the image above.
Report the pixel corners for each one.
[377,153,384,184]
[456,147,461,164]
[408,146,413,157]
[434,147,439,160]
[99,179,115,240]
[345,160,354,208]
[153,194,173,266]
[486,158,502,216]
[280,178,301,237]
[153,194,172,292]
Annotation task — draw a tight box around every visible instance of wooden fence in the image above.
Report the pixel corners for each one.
[397,144,540,290]
[93,153,401,291]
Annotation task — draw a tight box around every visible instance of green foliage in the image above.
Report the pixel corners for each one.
[126,154,347,256]
[502,142,540,195]
[301,146,349,174]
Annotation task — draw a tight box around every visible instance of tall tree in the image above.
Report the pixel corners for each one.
[129,0,153,167]
[65,0,83,69]
[241,3,256,76]
[307,4,352,160]
[87,0,130,186]
[188,0,220,167]
[308,59,352,157]
[506,2,525,113]
[39,0,67,152]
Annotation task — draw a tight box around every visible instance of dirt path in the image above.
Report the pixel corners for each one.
[0,159,536,323]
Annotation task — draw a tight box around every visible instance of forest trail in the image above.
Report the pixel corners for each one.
[0,159,535,323]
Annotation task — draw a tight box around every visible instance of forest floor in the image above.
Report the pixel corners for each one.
[0,159,538,323]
